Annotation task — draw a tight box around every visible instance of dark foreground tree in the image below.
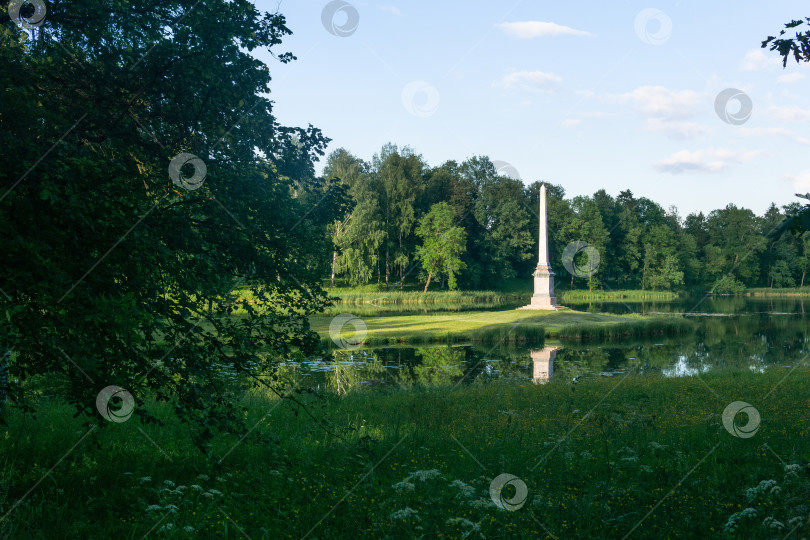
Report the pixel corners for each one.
[762,17,810,241]
[762,17,810,66]
[0,0,334,450]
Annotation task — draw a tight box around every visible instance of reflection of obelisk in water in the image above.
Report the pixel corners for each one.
[531,347,560,384]
[521,184,564,310]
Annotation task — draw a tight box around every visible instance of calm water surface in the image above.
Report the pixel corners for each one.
[298,294,809,389]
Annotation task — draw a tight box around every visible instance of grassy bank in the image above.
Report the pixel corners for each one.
[326,287,678,305]
[747,287,810,297]
[560,289,678,301]
[327,289,525,305]
[311,309,693,346]
[1,369,808,538]
[323,277,531,294]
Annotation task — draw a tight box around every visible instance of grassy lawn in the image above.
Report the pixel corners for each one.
[1,369,808,538]
[311,309,692,345]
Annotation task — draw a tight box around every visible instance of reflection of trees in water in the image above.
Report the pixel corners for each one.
[550,312,808,378]
[324,350,387,394]
[411,347,464,385]
[325,306,809,389]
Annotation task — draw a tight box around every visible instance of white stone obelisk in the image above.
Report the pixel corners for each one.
[521,184,564,310]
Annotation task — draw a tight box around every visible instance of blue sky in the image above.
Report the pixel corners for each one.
[254,1,810,216]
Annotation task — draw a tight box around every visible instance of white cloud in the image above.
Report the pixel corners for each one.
[644,118,710,140]
[574,90,595,99]
[561,118,582,128]
[740,49,781,71]
[608,86,703,120]
[738,126,810,145]
[777,72,805,83]
[494,70,562,92]
[654,148,764,174]
[496,21,592,38]
[785,170,810,193]
[654,150,726,174]
[767,104,810,122]
[578,111,615,119]
[380,5,401,16]
[740,149,767,162]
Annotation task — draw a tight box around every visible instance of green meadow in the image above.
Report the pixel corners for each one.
[311,308,693,345]
[1,368,808,538]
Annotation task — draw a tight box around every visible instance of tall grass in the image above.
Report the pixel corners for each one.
[560,289,678,301]
[554,317,694,341]
[328,290,524,305]
[746,286,810,297]
[2,369,808,538]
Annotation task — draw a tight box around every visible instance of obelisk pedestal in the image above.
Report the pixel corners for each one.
[530,346,560,384]
[520,184,566,310]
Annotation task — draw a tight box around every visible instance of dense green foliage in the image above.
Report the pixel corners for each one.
[0,0,339,446]
[324,148,810,293]
[414,202,466,291]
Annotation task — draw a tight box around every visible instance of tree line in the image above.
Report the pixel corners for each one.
[323,144,810,293]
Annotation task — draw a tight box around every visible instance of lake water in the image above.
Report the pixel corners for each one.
[298,294,809,390]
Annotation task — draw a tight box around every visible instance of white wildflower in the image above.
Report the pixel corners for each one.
[762,517,784,529]
[449,479,476,499]
[139,476,152,484]
[745,479,778,501]
[390,507,419,520]
[392,481,415,493]
[446,517,481,538]
[468,498,495,509]
[190,484,203,491]
[406,469,442,482]
[145,505,162,512]
[197,474,209,481]
[723,507,757,533]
